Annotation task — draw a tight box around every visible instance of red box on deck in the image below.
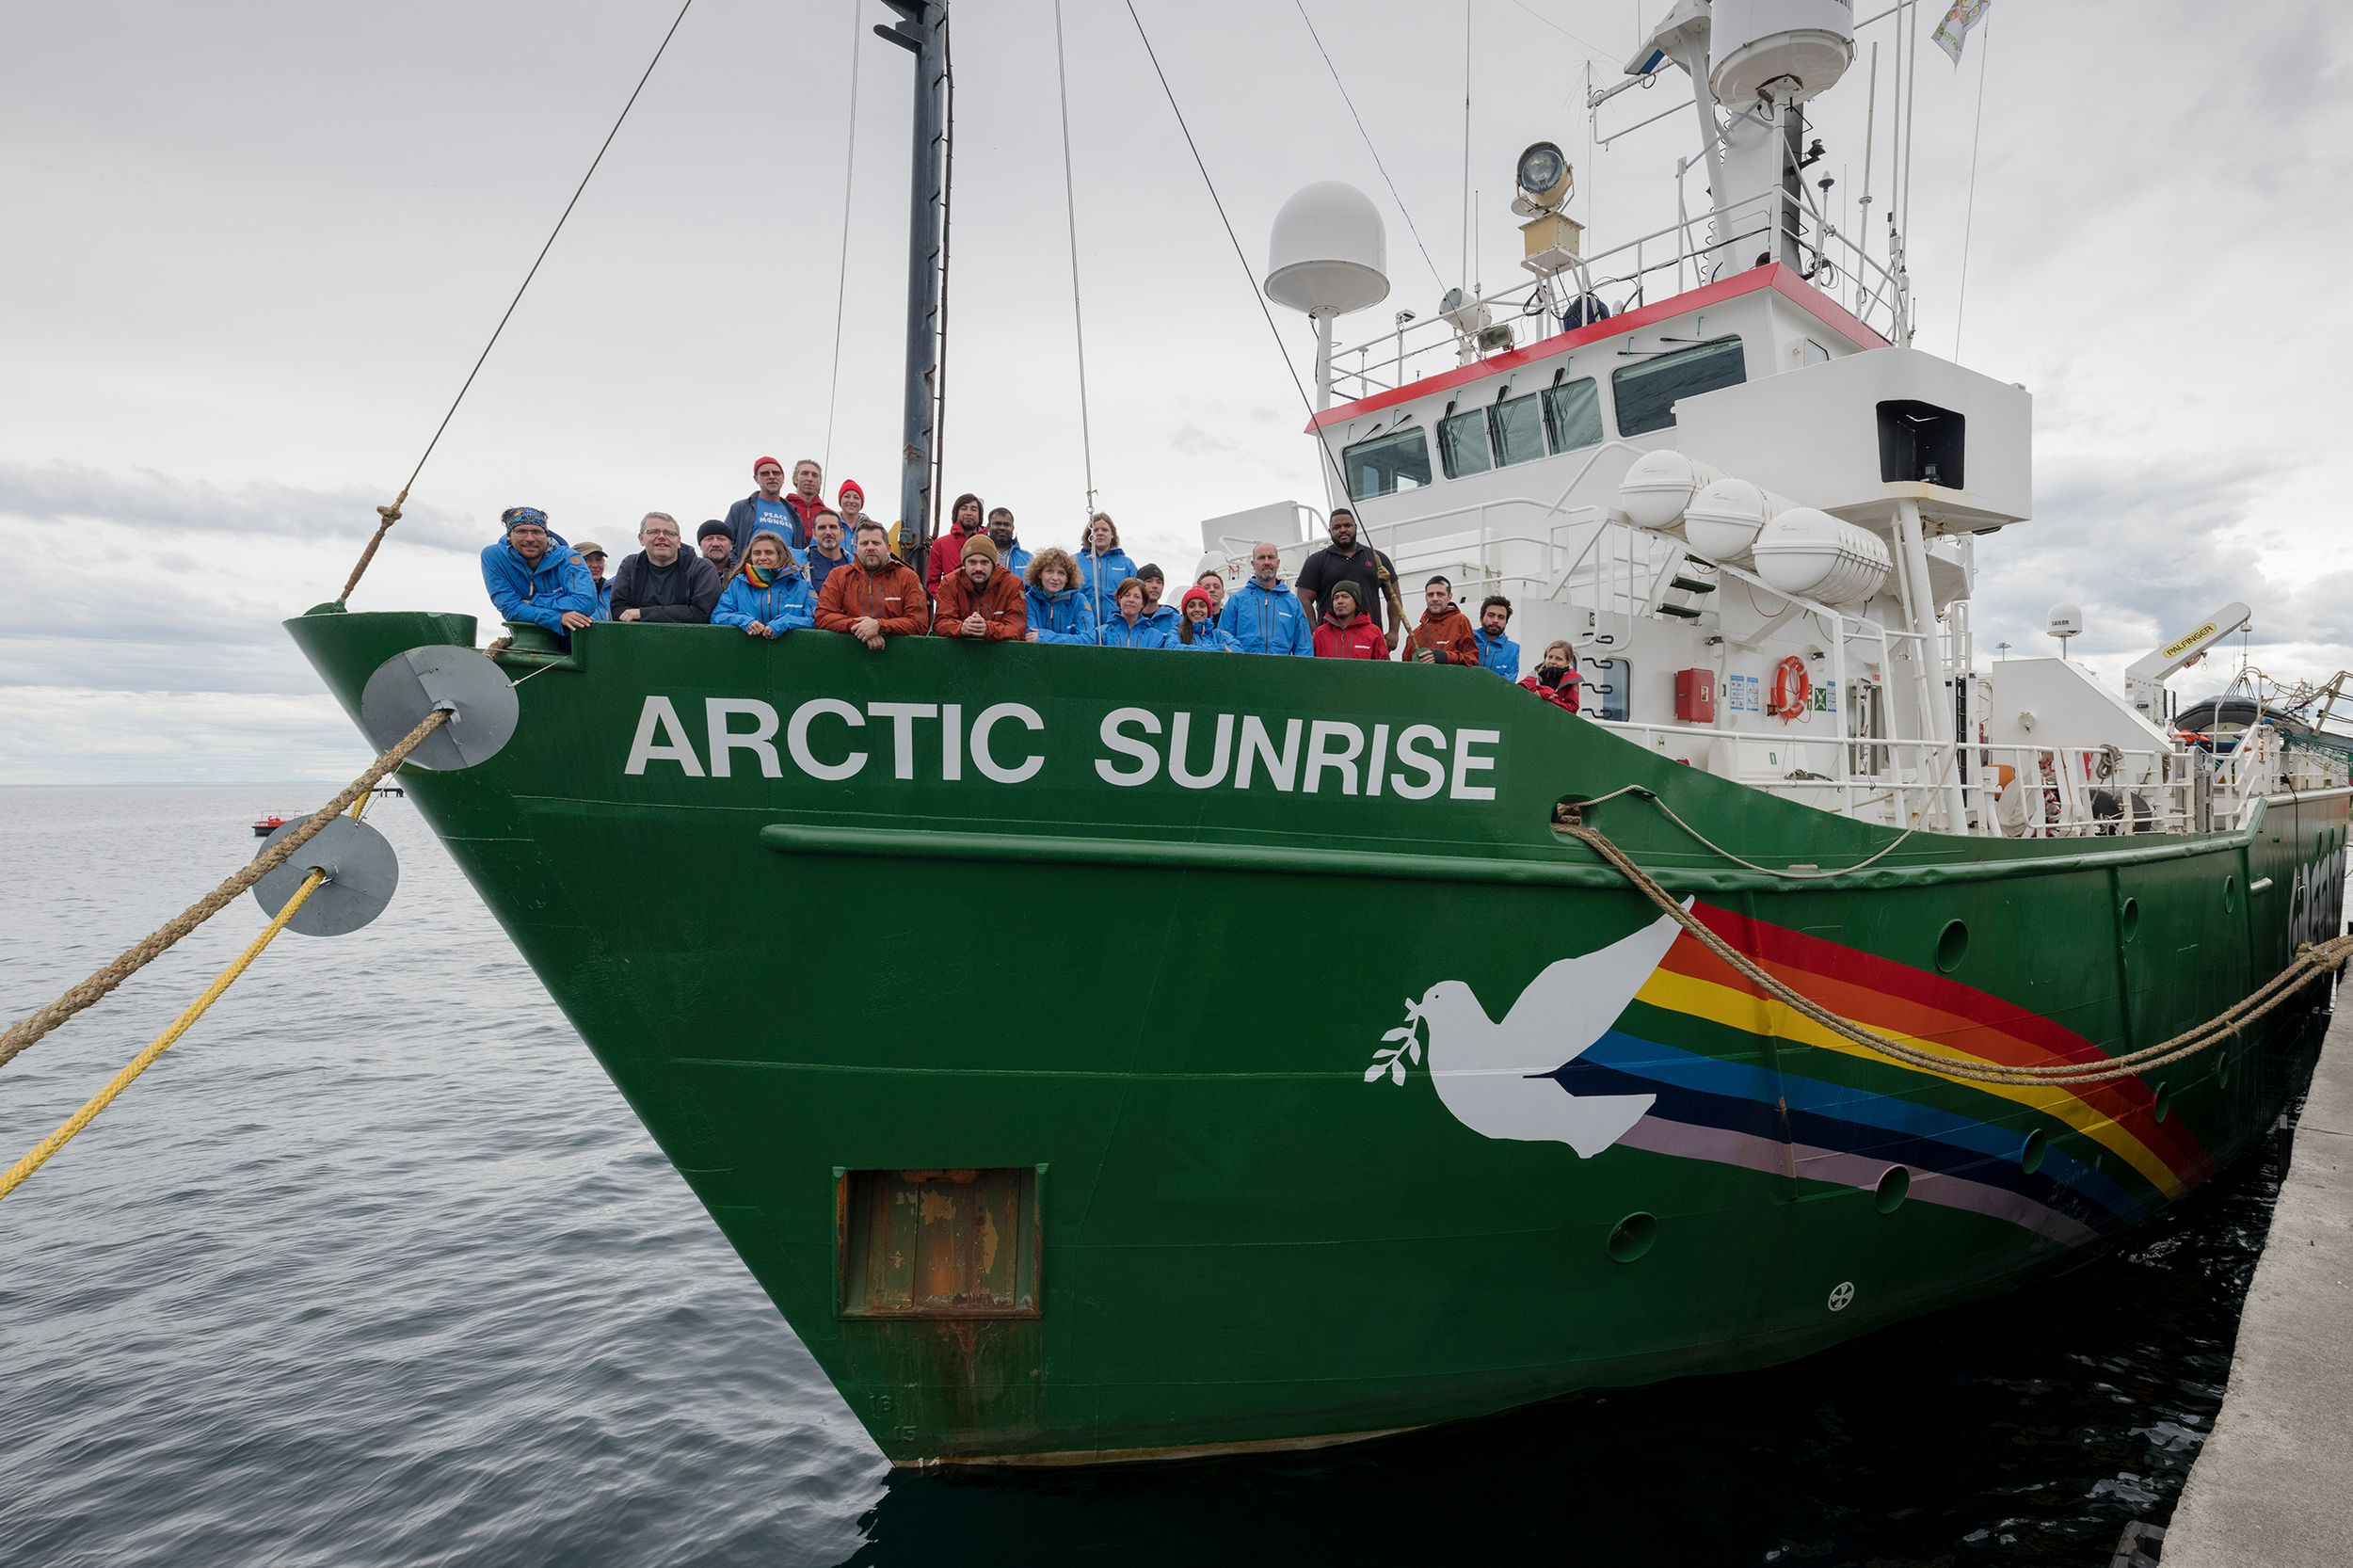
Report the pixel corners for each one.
[1675,668,1715,723]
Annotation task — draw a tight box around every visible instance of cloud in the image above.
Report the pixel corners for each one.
[0,460,482,554]
[0,686,369,785]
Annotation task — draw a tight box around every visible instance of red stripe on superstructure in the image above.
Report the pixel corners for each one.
[1305,264,1891,433]
[1667,904,2214,1181]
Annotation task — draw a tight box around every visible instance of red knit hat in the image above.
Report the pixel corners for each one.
[838,480,864,504]
[1180,586,1214,613]
[753,456,783,477]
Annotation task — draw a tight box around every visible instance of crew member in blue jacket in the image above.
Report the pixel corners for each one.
[1472,595,1521,679]
[712,531,815,638]
[1098,579,1174,648]
[1075,513,1138,632]
[1218,542,1314,656]
[480,506,597,642]
[1171,588,1238,650]
[1024,548,1099,645]
[986,507,1032,579]
[1135,565,1181,637]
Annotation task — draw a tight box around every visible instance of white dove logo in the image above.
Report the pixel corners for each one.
[1368,905,1689,1159]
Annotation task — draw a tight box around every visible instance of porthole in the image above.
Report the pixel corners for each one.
[1935,920,1969,973]
[2224,875,2237,912]
[2019,1128,2048,1176]
[1874,1164,1911,1213]
[1608,1211,1658,1263]
[2120,898,2140,940]
[2153,1082,2173,1122]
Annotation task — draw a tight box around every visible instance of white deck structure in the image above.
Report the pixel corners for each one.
[1208,0,2345,840]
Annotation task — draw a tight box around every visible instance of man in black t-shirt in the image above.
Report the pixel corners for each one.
[1293,509,1400,634]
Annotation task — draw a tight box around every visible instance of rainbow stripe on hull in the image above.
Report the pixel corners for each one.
[1561,905,2212,1247]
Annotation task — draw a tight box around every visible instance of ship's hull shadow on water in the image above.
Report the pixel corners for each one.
[289,608,2344,1474]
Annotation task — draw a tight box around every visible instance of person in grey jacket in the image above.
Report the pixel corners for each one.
[610,512,721,624]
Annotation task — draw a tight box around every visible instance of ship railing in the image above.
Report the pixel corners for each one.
[1327,206,1908,402]
[1591,720,2211,840]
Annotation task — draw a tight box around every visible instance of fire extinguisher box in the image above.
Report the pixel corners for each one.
[1675,667,1716,723]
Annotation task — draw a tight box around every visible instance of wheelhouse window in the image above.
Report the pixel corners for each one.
[1437,408,1494,479]
[1542,376,1604,454]
[1339,426,1432,500]
[1486,392,1546,468]
[1611,336,1746,437]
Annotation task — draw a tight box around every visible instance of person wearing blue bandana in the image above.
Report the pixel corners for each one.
[480,506,597,644]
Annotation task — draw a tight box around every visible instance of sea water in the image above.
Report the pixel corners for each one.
[0,786,2305,1565]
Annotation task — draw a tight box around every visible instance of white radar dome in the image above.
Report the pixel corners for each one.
[2048,603,2083,638]
[1709,0,1855,105]
[1265,182,1390,318]
[1753,508,1890,606]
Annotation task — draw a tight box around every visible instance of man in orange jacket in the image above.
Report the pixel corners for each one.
[932,535,1029,640]
[816,520,930,649]
[1407,576,1480,665]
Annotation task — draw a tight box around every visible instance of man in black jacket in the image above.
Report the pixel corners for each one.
[611,512,721,624]
[1293,508,1399,634]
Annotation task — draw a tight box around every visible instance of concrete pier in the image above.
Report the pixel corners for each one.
[2163,1004,2353,1567]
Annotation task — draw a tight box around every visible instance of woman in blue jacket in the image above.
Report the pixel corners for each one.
[1097,579,1174,648]
[712,532,814,638]
[1171,587,1238,650]
[1074,512,1138,631]
[1024,548,1099,645]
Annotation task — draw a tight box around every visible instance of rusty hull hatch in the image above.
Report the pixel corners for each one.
[838,1167,1042,1320]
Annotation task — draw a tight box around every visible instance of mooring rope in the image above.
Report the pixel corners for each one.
[1560,808,2353,1089]
[0,867,330,1203]
[0,708,450,1071]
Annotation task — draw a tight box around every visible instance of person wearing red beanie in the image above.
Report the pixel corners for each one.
[723,457,797,557]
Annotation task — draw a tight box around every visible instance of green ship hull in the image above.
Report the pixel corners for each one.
[288,607,2345,1464]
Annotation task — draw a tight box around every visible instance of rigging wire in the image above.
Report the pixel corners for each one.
[1051,0,1099,521]
[1120,0,1349,498]
[930,9,956,541]
[1290,0,1444,291]
[1951,13,1993,361]
[823,0,864,475]
[350,0,695,599]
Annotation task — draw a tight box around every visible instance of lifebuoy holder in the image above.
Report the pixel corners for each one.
[1770,655,1811,722]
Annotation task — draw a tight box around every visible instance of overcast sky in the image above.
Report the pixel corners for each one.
[4,0,2350,784]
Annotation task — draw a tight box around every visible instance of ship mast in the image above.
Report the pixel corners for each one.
[876,1,948,565]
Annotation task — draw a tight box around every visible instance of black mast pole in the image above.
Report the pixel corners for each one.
[876,1,946,569]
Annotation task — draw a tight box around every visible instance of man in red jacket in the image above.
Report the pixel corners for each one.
[924,492,985,594]
[1407,576,1480,665]
[816,520,930,649]
[932,536,1029,640]
[1311,581,1389,660]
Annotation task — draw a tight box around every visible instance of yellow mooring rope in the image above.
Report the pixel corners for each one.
[0,866,328,1203]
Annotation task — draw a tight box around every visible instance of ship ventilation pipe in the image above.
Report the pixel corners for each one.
[1752,508,1892,605]
[1618,450,1727,533]
[1682,477,1799,566]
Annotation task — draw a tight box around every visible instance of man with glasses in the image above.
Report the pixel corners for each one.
[725,456,800,555]
[610,511,721,624]
[480,506,597,643]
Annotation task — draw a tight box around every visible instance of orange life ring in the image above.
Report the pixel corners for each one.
[1770,655,1811,722]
